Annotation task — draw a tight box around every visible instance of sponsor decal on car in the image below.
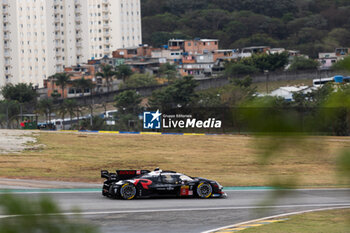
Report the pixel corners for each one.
[133,179,152,189]
[180,185,190,196]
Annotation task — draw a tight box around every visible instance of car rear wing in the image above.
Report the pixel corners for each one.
[101,170,118,181]
[101,170,150,181]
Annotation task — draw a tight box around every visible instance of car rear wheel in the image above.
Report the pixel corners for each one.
[120,183,137,200]
[196,182,213,198]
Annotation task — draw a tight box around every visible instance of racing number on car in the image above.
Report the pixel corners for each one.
[133,179,152,189]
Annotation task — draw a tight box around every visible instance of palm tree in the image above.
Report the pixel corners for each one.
[49,73,72,99]
[37,99,54,125]
[96,64,118,93]
[64,99,76,130]
[57,101,68,130]
[72,77,95,104]
[74,77,96,127]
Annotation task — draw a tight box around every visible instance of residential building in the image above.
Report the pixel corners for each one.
[240,46,270,58]
[180,54,214,77]
[125,58,164,75]
[113,45,155,59]
[335,48,349,57]
[288,50,301,57]
[184,39,219,55]
[212,50,237,62]
[168,39,185,50]
[269,48,286,54]
[0,0,142,89]
[44,65,97,98]
[318,52,338,70]
[88,0,142,59]
[151,48,184,62]
[180,63,214,77]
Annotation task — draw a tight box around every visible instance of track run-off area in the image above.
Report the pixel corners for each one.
[1,186,349,233]
[0,130,350,232]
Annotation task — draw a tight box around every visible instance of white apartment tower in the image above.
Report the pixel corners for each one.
[0,0,142,88]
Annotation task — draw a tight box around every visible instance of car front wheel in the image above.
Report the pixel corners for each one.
[196,182,213,198]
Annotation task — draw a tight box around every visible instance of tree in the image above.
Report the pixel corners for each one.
[0,100,20,128]
[1,83,37,121]
[64,99,77,129]
[114,90,142,114]
[159,63,178,82]
[332,56,350,72]
[72,77,95,127]
[96,64,118,93]
[51,90,62,101]
[221,76,256,107]
[37,99,54,124]
[289,56,320,71]
[72,77,95,104]
[57,101,68,130]
[225,63,258,77]
[117,64,133,83]
[1,83,37,107]
[241,52,289,72]
[119,73,158,89]
[141,0,350,57]
[292,83,334,108]
[149,76,197,109]
[232,76,254,88]
[49,73,72,99]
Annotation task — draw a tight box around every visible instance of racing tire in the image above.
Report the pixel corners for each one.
[196,182,213,199]
[119,183,137,200]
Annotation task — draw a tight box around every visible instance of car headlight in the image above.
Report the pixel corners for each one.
[216,182,223,190]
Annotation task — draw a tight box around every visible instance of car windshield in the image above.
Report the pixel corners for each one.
[179,174,194,182]
[140,173,159,181]
[161,174,179,184]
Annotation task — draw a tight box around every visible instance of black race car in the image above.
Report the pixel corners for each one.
[101,168,226,200]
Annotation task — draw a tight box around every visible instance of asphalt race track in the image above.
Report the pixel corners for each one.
[2,189,350,233]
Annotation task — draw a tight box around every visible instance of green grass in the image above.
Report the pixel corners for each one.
[242,209,350,233]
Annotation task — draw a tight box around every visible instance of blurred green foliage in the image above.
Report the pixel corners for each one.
[0,194,98,233]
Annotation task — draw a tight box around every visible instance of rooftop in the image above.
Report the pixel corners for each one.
[197,39,219,42]
[169,39,185,42]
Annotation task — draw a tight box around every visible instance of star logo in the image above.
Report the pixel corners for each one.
[143,110,162,129]
[151,110,162,123]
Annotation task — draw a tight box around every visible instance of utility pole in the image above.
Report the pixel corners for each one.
[6,101,9,129]
[264,70,269,93]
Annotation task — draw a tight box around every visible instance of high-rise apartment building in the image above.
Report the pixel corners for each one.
[0,0,142,88]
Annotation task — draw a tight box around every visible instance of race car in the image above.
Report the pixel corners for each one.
[101,168,226,200]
